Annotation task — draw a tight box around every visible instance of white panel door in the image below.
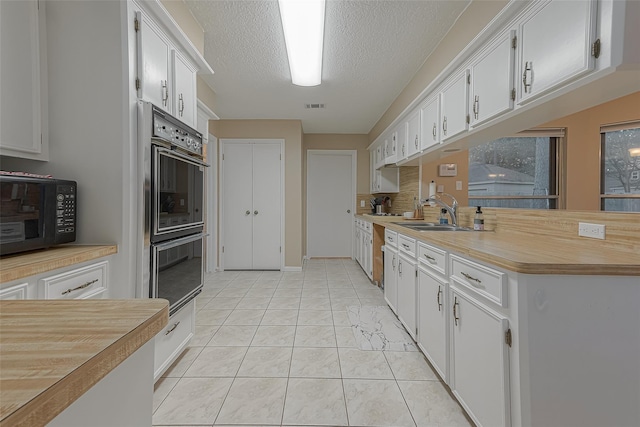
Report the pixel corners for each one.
[172,50,196,127]
[420,95,440,151]
[307,151,354,257]
[252,143,282,269]
[222,143,253,269]
[417,269,448,382]
[384,247,398,314]
[441,69,469,141]
[397,254,417,340]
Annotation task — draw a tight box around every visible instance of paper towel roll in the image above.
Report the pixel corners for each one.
[428,180,436,206]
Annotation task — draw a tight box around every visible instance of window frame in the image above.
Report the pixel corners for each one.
[599,120,640,212]
[467,128,565,210]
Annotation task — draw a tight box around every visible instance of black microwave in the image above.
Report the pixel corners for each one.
[0,175,77,256]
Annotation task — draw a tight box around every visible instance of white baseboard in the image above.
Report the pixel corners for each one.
[283,266,303,272]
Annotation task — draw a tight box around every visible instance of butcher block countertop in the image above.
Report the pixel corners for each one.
[359,215,640,275]
[0,245,118,284]
[0,299,169,427]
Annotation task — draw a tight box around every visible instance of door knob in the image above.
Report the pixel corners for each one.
[254,210,259,215]
[245,210,250,215]
[347,209,351,213]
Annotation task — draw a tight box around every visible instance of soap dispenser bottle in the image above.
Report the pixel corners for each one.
[439,208,448,224]
[474,206,485,231]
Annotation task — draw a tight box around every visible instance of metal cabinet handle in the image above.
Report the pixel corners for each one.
[162,80,168,107]
[414,135,419,149]
[423,254,436,262]
[165,321,180,335]
[437,285,442,312]
[398,260,402,276]
[61,279,98,295]
[254,210,259,215]
[442,116,447,135]
[432,123,436,139]
[402,144,405,155]
[473,95,479,119]
[523,61,532,93]
[461,271,482,285]
[402,243,410,250]
[392,255,396,270]
[179,93,185,116]
[245,210,251,215]
[453,296,460,325]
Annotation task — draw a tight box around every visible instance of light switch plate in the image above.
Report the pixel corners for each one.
[578,222,605,239]
[456,181,462,191]
[437,184,444,193]
[360,200,365,208]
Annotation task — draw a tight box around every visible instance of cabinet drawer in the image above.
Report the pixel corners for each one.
[154,299,195,380]
[0,282,29,300]
[384,229,398,248]
[398,234,416,258]
[41,261,108,300]
[418,242,447,276]
[450,255,506,307]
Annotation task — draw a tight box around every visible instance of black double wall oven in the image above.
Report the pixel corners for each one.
[138,102,207,316]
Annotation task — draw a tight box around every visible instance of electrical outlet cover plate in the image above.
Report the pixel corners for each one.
[578,222,605,239]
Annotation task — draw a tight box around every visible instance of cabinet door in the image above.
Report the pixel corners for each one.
[251,143,282,270]
[440,69,469,141]
[396,122,408,161]
[420,95,440,151]
[397,254,417,339]
[417,269,448,382]
[470,30,515,127]
[370,150,377,193]
[406,110,421,157]
[0,0,47,160]
[385,132,397,164]
[450,288,511,427]
[384,247,398,314]
[518,0,597,105]
[172,50,196,127]
[137,12,170,112]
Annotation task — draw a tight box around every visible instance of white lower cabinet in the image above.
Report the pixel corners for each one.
[355,219,373,280]
[450,286,511,427]
[397,251,417,340]
[154,298,195,381]
[41,261,109,300]
[383,245,398,314]
[0,282,29,300]
[417,268,448,382]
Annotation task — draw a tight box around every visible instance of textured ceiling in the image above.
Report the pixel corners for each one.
[186,0,471,134]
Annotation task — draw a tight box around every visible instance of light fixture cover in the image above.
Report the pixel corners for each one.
[278,0,326,86]
[629,147,640,157]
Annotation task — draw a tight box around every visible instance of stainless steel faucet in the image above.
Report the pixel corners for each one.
[421,193,458,226]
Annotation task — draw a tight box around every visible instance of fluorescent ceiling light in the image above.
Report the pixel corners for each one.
[629,147,640,157]
[278,0,325,86]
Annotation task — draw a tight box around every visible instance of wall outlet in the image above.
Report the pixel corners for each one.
[360,200,365,208]
[437,184,444,193]
[578,222,605,239]
[180,199,185,206]
[456,180,463,191]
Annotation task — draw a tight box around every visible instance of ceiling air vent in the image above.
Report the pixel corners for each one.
[305,103,325,109]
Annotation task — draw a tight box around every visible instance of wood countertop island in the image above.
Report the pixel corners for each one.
[0,299,169,427]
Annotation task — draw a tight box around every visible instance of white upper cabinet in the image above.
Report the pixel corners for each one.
[385,131,397,164]
[420,94,440,151]
[172,50,197,128]
[440,69,469,141]
[396,121,408,162]
[137,12,171,113]
[406,109,421,158]
[517,0,598,104]
[0,0,48,161]
[469,30,516,128]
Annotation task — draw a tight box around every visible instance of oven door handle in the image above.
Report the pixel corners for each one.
[153,232,209,251]
[155,146,210,168]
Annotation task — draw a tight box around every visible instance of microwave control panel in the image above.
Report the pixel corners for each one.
[56,185,76,234]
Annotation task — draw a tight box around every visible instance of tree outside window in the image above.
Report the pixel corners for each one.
[601,127,640,212]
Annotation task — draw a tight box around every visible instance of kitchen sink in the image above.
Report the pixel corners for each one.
[392,222,472,232]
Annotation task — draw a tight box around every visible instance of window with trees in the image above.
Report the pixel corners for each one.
[468,129,562,209]
[600,122,640,212]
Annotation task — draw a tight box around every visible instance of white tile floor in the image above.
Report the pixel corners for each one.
[153,259,473,427]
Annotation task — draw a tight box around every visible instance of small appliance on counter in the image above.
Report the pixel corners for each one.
[0,172,77,256]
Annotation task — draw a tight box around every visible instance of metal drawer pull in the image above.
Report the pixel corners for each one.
[432,123,436,139]
[402,243,410,250]
[437,285,442,312]
[523,61,532,93]
[453,296,460,325]
[392,255,396,270]
[423,254,436,262]
[61,279,98,295]
[461,271,482,285]
[165,321,180,335]
[415,135,419,148]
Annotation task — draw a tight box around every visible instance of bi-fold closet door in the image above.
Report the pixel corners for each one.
[221,141,282,270]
